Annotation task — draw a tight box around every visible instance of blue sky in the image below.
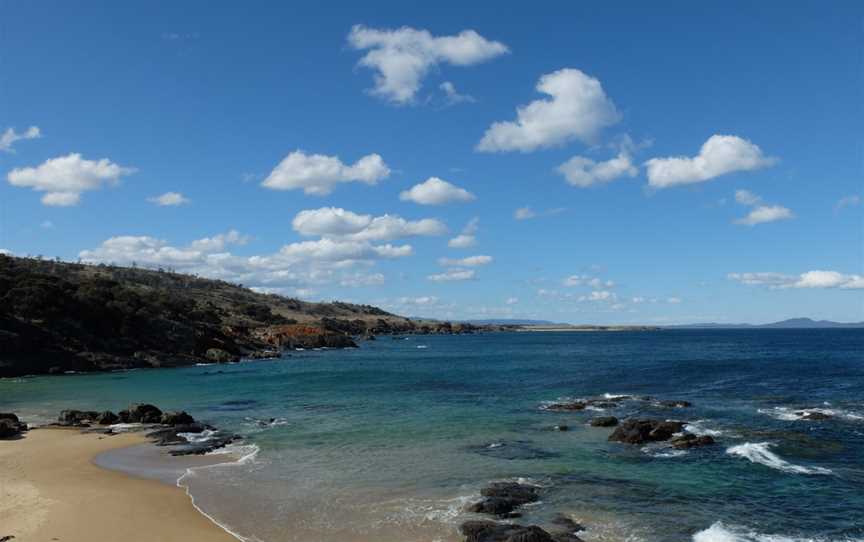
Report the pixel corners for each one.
[1,0,862,324]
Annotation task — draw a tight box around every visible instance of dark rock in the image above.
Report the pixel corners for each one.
[460,521,555,542]
[0,413,20,423]
[125,403,163,423]
[590,416,619,427]
[161,411,195,425]
[205,348,238,363]
[169,433,240,456]
[585,401,619,409]
[467,482,540,518]
[0,419,22,439]
[542,402,586,411]
[553,425,569,431]
[657,400,692,408]
[1,535,16,542]
[96,411,119,425]
[670,433,715,449]
[58,409,99,426]
[608,419,685,444]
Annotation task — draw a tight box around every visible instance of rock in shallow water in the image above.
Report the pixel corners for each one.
[460,520,583,542]
[670,433,715,449]
[589,416,618,427]
[467,482,540,518]
[607,419,685,444]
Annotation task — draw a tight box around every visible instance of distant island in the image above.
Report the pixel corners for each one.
[0,255,477,378]
[666,318,864,329]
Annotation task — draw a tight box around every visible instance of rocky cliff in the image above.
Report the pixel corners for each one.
[0,255,476,377]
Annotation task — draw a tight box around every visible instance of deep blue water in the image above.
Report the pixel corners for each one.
[2,330,863,541]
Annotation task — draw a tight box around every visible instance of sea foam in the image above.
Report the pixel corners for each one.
[726,443,832,475]
[693,521,864,542]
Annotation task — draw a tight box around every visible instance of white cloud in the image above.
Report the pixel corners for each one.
[734,205,794,226]
[40,220,54,229]
[398,296,439,306]
[734,189,761,206]
[440,81,475,105]
[7,153,136,206]
[580,290,616,302]
[557,151,637,187]
[438,255,493,267]
[476,68,621,153]
[291,207,447,242]
[0,249,12,255]
[400,177,475,205]
[645,135,776,188]
[448,217,479,248]
[428,268,476,282]
[667,297,682,304]
[148,192,190,206]
[835,194,861,211]
[514,207,536,220]
[347,25,508,104]
[262,150,390,196]
[292,207,372,236]
[728,270,864,290]
[563,275,614,289]
[79,230,409,291]
[505,297,519,305]
[0,126,41,152]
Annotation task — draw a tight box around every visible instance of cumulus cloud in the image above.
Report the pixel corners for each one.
[734,205,794,226]
[514,207,536,220]
[428,268,476,282]
[148,192,190,206]
[645,135,776,188]
[398,296,440,306]
[347,25,508,104]
[563,275,614,289]
[505,297,519,305]
[557,150,637,187]
[79,230,409,292]
[0,126,41,152]
[400,177,476,205]
[440,81,475,105]
[513,206,565,221]
[666,297,682,304]
[291,207,447,242]
[728,270,864,290]
[7,153,136,206]
[438,255,492,267]
[579,290,616,302]
[448,217,479,248]
[734,189,761,206]
[477,68,621,153]
[262,150,390,196]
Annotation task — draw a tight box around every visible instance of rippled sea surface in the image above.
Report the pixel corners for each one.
[3,330,863,542]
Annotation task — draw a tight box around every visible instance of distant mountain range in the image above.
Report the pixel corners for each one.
[668,318,864,329]
[460,319,558,326]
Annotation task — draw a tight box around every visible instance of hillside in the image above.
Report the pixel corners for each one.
[0,255,475,377]
[667,318,864,329]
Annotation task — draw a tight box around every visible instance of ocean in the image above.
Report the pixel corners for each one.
[2,329,863,542]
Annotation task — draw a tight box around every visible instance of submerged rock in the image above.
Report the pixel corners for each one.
[657,400,692,408]
[796,410,832,421]
[542,402,586,411]
[608,419,685,444]
[553,425,569,431]
[589,416,619,427]
[670,433,715,449]
[469,441,559,460]
[467,482,540,518]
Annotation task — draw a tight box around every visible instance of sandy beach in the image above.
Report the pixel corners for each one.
[0,427,237,542]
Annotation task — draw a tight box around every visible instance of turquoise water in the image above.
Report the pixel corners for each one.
[2,330,863,541]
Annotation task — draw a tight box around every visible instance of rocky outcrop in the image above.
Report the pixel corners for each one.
[58,409,100,426]
[119,404,163,424]
[657,400,692,408]
[161,411,194,425]
[96,411,119,425]
[0,413,27,439]
[460,520,583,542]
[589,416,619,427]
[608,419,685,444]
[467,482,540,518]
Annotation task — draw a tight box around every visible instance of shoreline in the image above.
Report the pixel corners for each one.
[0,427,239,542]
